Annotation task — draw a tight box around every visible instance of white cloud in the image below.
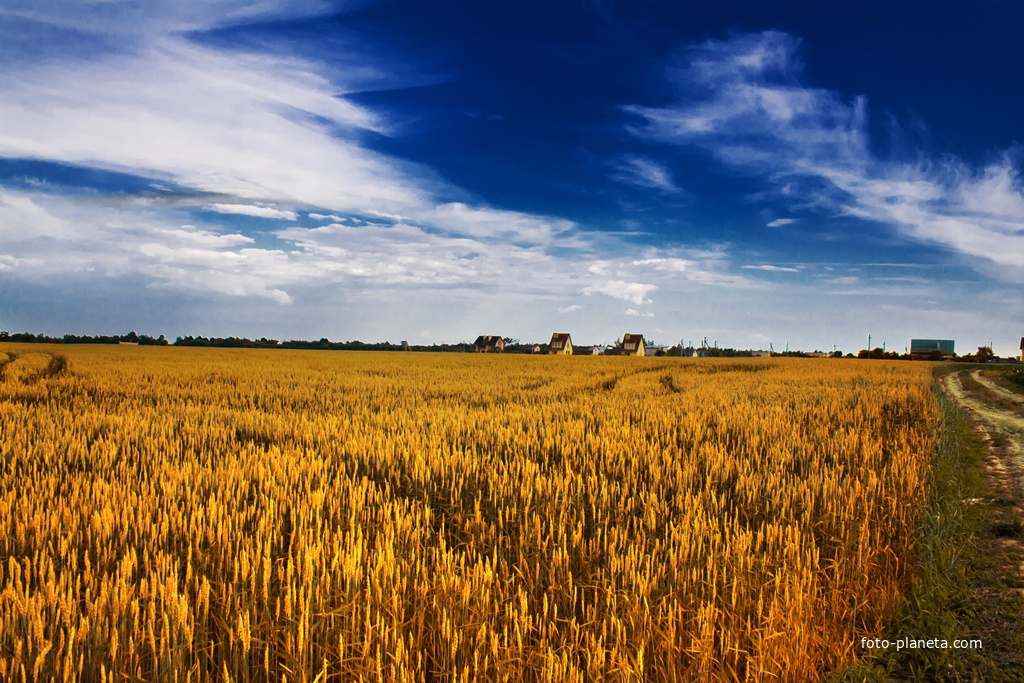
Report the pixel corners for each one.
[139,243,296,305]
[0,1,333,40]
[209,204,298,221]
[0,38,423,214]
[625,308,654,317]
[425,202,575,245]
[631,253,756,287]
[766,218,795,227]
[825,285,938,298]
[0,186,769,317]
[0,254,45,271]
[159,226,255,248]
[626,30,1024,281]
[612,156,678,192]
[741,264,801,272]
[0,189,75,241]
[583,280,658,305]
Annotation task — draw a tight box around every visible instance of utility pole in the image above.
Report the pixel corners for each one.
[868,334,871,350]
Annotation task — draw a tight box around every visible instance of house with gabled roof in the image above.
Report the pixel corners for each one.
[548,332,573,355]
[621,333,645,356]
[474,335,505,353]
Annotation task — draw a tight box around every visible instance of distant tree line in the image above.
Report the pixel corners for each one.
[172,336,473,352]
[0,331,168,345]
[855,345,1005,362]
[4,331,1011,362]
[0,331,475,351]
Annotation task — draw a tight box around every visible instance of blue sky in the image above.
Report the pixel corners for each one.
[1,0,1023,354]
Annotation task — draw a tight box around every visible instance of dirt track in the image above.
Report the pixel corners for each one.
[943,370,1024,475]
[942,368,1024,597]
[937,368,1024,678]
[973,372,1024,409]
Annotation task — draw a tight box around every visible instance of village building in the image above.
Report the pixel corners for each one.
[548,332,573,355]
[1020,337,1023,362]
[621,334,645,356]
[474,335,505,353]
[910,339,955,359]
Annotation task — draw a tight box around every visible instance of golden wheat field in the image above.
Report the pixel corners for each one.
[0,345,937,682]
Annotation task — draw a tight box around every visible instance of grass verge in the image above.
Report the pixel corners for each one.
[835,380,1024,681]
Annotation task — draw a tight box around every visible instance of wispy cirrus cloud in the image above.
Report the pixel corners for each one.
[209,204,298,221]
[767,218,795,227]
[626,30,1024,280]
[630,253,755,287]
[0,38,418,212]
[741,264,802,273]
[611,155,679,193]
[0,0,333,38]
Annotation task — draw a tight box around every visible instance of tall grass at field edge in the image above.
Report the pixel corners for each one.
[835,387,989,681]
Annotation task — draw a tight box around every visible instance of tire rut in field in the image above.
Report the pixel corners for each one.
[942,370,1024,600]
[973,371,1024,409]
[944,371,1024,470]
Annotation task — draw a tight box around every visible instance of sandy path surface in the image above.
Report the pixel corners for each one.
[943,370,1024,473]
[973,371,1024,408]
[940,369,1024,672]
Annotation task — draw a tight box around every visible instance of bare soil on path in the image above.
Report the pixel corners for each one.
[972,373,1024,409]
[944,370,1024,479]
[938,368,1024,680]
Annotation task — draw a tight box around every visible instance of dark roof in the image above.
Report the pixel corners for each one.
[622,333,645,346]
[474,335,502,348]
[549,332,571,347]
[1020,337,1024,349]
